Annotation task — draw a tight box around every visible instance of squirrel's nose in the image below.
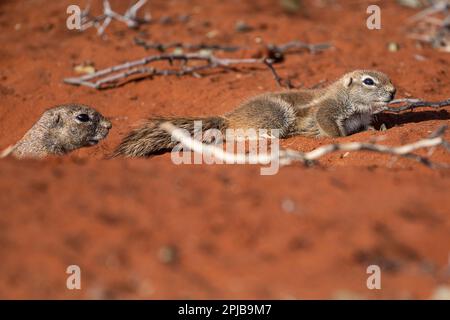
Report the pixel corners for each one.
[390,89,396,100]
[388,86,396,100]
[102,119,112,129]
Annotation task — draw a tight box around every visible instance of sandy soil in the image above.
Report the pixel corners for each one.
[0,0,449,299]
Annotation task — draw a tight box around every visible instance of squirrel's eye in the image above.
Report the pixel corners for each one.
[363,78,375,86]
[76,114,90,122]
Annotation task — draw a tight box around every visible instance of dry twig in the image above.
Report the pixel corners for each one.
[374,98,450,113]
[266,41,331,62]
[81,0,151,36]
[64,53,272,89]
[160,122,450,169]
[64,39,330,89]
[407,0,450,51]
[134,37,241,52]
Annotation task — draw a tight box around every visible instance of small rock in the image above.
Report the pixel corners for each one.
[414,54,426,61]
[387,42,400,52]
[206,30,219,39]
[74,62,96,75]
[159,16,173,25]
[380,123,387,131]
[178,14,190,23]
[235,20,253,33]
[158,245,178,265]
[280,0,302,13]
[41,23,54,32]
[341,152,350,159]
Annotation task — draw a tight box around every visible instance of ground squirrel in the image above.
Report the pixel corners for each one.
[113,70,396,157]
[1,104,112,159]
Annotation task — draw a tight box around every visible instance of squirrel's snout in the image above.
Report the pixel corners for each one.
[389,88,396,100]
[385,86,396,101]
[101,119,112,129]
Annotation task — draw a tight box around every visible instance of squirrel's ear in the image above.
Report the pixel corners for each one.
[343,76,353,87]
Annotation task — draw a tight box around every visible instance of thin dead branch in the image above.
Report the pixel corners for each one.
[81,0,151,36]
[407,0,450,52]
[374,98,450,113]
[160,122,450,169]
[64,53,273,89]
[266,41,332,62]
[64,38,331,89]
[263,58,295,89]
[134,38,331,59]
[134,37,242,52]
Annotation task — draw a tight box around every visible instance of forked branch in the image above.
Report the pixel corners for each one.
[64,53,269,89]
[81,0,151,36]
[160,122,450,169]
[64,39,331,89]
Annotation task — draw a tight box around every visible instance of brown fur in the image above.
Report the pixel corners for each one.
[111,116,227,157]
[2,104,111,159]
[113,70,396,157]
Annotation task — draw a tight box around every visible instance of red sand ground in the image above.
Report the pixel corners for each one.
[0,0,449,299]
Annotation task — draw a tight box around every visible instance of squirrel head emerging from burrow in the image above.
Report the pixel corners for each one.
[338,70,396,111]
[5,104,112,158]
[43,104,112,150]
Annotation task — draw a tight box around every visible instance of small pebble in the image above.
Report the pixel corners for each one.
[235,20,253,33]
[159,16,173,25]
[414,54,426,61]
[206,30,219,39]
[280,0,301,13]
[387,42,400,52]
[341,152,350,158]
[74,64,96,75]
[178,14,190,23]
[158,245,178,264]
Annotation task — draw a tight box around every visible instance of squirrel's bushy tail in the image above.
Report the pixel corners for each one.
[112,116,228,158]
